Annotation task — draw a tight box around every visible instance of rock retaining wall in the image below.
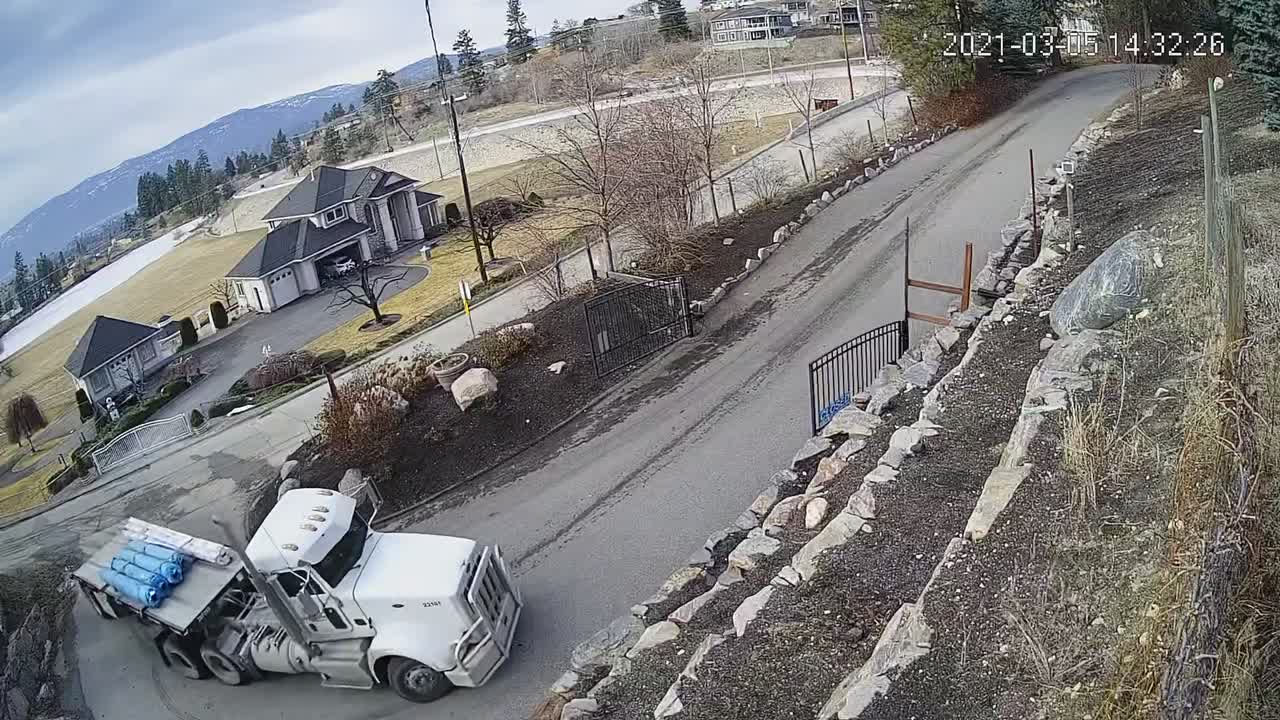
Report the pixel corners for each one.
[1,581,76,720]
[533,103,1131,720]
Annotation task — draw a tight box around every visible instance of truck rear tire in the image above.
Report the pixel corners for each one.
[161,634,211,680]
[387,657,452,703]
[200,645,247,686]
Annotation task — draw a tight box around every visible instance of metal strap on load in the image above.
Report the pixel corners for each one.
[123,517,234,566]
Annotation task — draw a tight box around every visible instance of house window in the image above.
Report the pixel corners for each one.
[139,342,157,363]
[322,205,347,226]
[89,370,109,393]
[235,281,245,297]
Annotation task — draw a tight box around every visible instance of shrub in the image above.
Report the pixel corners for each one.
[445,202,463,226]
[159,379,190,399]
[208,399,244,418]
[470,325,539,370]
[210,301,229,329]
[315,370,404,470]
[179,317,198,347]
[247,351,315,391]
[918,75,1025,129]
[190,409,206,428]
[1176,55,1234,95]
[75,389,93,421]
[315,349,347,370]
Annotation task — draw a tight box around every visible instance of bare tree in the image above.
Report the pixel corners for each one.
[618,98,703,272]
[208,280,234,308]
[670,54,741,225]
[779,69,822,178]
[6,394,47,452]
[869,65,895,143]
[518,51,633,278]
[326,244,409,326]
[509,221,570,303]
[738,156,795,207]
[473,197,523,261]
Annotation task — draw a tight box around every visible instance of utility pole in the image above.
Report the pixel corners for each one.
[425,0,489,283]
[839,10,856,99]
[855,0,870,62]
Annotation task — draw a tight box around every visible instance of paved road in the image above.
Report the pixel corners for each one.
[8,65,1150,720]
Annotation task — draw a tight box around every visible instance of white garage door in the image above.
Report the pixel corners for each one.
[268,267,300,308]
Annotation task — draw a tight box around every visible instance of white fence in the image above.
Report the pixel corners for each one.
[92,414,193,475]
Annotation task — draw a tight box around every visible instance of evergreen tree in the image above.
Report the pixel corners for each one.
[287,136,308,175]
[320,127,346,164]
[13,252,29,306]
[224,156,237,177]
[1223,0,1280,129]
[454,30,488,95]
[506,0,536,64]
[363,69,400,120]
[437,53,454,77]
[656,0,692,40]
[881,0,975,98]
[347,103,356,115]
[270,129,290,162]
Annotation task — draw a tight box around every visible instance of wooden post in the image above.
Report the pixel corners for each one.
[960,242,973,312]
[907,95,918,127]
[799,149,810,183]
[1201,114,1216,276]
[1029,148,1040,256]
[903,217,911,345]
[1065,182,1076,253]
[727,177,738,215]
[867,118,875,146]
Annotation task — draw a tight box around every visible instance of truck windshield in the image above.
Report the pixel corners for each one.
[312,511,368,587]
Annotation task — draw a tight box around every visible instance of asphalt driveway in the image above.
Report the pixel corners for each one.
[160,265,428,420]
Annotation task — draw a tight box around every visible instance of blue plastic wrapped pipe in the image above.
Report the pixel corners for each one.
[117,549,184,585]
[126,540,191,568]
[99,569,163,608]
[110,557,171,595]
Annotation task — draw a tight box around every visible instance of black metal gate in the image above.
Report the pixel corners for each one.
[808,320,908,434]
[585,277,692,377]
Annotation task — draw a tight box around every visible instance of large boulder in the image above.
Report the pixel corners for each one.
[1050,230,1154,337]
[452,368,499,411]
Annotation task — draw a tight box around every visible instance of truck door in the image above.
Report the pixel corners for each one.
[273,570,373,641]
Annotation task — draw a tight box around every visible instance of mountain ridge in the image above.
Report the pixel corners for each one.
[0,52,462,263]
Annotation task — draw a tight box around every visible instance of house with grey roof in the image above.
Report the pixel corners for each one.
[64,315,180,410]
[709,5,795,46]
[227,165,444,313]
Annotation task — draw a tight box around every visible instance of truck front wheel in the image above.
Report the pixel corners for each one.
[387,657,452,703]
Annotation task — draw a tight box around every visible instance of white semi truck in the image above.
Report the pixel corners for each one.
[72,488,522,703]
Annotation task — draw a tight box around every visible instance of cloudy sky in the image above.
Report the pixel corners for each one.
[0,0,624,234]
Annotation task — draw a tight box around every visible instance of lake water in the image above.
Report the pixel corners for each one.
[0,218,204,361]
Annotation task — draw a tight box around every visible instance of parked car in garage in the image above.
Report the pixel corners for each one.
[322,257,356,279]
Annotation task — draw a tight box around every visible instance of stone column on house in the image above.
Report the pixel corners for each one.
[377,198,398,252]
[405,192,426,241]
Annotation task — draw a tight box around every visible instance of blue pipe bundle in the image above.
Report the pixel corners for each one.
[110,557,171,594]
[126,541,191,568]
[117,548,184,585]
[99,569,163,608]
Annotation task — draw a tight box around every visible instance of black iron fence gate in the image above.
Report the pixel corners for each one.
[808,320,908,434]
[585,277,692,377]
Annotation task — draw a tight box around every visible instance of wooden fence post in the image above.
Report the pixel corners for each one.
[799,150,810,183]
[728,177,738,215]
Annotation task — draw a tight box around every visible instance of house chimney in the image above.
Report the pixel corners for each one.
[309,167,316,182]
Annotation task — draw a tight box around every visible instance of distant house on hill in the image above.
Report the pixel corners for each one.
[64,315,180,412]
[225,165,444,313]
[709,5,795,46]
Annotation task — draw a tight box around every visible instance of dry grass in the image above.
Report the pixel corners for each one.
[1,228,266,421]
[0,463,60,517]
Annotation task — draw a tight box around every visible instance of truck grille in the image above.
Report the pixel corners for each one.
[468,548,508,628]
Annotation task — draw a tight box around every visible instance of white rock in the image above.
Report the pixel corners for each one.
[722,237,736,246]
[744,258,759,272]
[762,494,808,536]
[821,191,835,204]
[757,246,773,261]
[846,484,876,519]
[888,427,925,454]
[562,698,599,720]
[728,528,784,570]
[733,586,776,637]
[276,477,301,499]
[822,405,882,438]
[773,227,789,244]
[669,584,724,624]
[338,468,365,498]
[642,566,706,607]
[627,621,681,658]
[835,438,867,461]
[452,368,499,411]
[279,460,299,481]
[547,361,568,374]
[654,683,685,717]
[773,565,801,587]
[792,512,866,581]
[864,465,898,484]
[805,497,830,528]
[806,455,848,494]
[791,436,833,468]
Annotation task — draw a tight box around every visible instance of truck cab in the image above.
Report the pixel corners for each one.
[245,489,522,698]
[75,488,522,704]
